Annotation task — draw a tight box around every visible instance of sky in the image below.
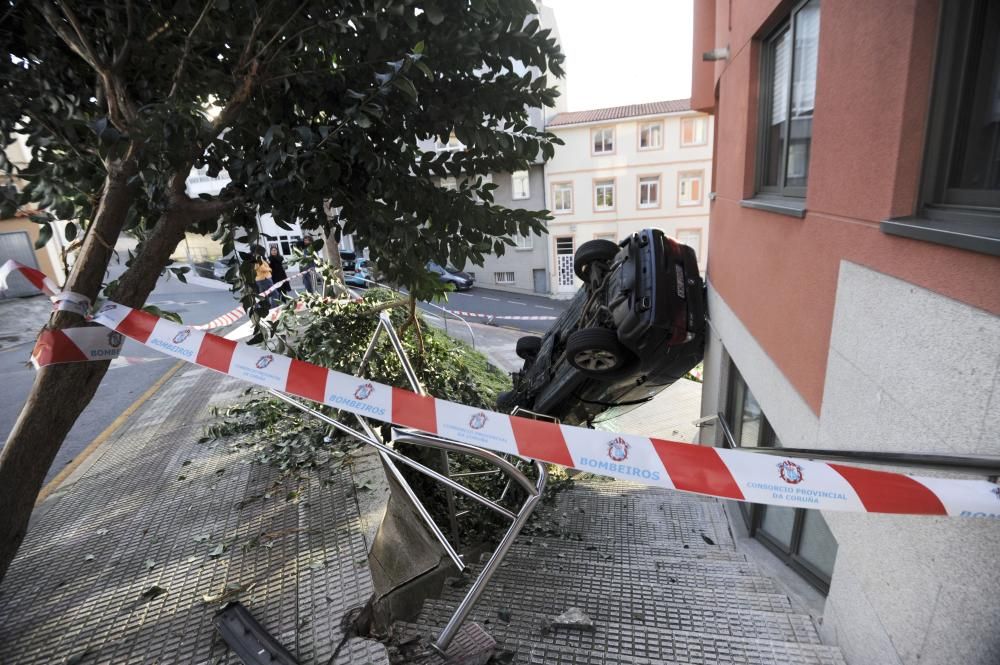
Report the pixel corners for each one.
[541,0,694,112]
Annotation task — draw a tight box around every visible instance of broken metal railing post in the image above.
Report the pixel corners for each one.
[262,311,547,653]
[717,412,1000,476]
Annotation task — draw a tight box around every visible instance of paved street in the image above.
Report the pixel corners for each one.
[0,266,245,486]
[417,286,569,334]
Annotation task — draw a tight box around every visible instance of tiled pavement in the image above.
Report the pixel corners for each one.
[0,366,389,665]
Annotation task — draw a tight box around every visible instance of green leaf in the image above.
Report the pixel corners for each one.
[208,544,225,558]
[34,223,52,249]
[391,78,418,102]
[64,222,78,241]
[140,584,167,600]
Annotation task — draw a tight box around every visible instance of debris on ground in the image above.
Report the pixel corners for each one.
[549,607,595,632]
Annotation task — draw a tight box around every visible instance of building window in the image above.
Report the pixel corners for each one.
[638,175,660,208]
[594,233,616,243]
[676,228,702,256]
[887,0,1000,256]
[678,171,704,206]
[594,179,615,211]
[592,127,614,154]
[273,234,302,256]
[639,122,663,150]
[552,182,573,213]
[514,233,533,250]
[511,170,530,200]
[757,0,820,197]
[681,116,708,147]
[441,177,458,191]
[494,271,516,285]
[724,361,838,592]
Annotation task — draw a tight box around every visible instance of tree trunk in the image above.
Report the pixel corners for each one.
[0,154,195,584]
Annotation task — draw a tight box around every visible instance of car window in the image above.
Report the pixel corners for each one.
[427,262,445,275]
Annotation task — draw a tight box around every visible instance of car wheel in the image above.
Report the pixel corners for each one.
[566,328,633,377]
[573,239,620,280]
[516,335,543,360]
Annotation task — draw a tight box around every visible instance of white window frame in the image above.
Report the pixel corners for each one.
[552,182,574,214]
[678,171,704,207]
[639,121,664,150]
[591,127,615,155]
[638,175,660,208]
[680,116,708,147]
[514,233,533,250]
[494,271,516,285]
[594,178,615,211]
[441,177,458,191]
[511,170,530,200]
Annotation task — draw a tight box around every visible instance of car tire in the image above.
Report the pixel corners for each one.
[573,239,620,280]
[566,328,633,377]
[516,335,543,360]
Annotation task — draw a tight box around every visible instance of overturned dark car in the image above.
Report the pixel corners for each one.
[497,229,706,426]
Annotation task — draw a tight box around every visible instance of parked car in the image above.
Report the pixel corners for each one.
[345,257,374,287]
[445,265,475,286]
[427,261,474,291]
[497,229,706,426]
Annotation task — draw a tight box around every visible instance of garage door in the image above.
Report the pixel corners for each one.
[0,231,40,298]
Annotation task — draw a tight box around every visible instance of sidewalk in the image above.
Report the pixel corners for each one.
[0,294,50,351]
[0,364,390,664]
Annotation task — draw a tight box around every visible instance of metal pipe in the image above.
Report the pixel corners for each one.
[273,392,518,521]
[716,412,1000,475]
[359,320,385,374]
[450,470,503,478]
[377,448,467,572]
[431,460,548,654]
[393,430,539,496]
[380,313,424,394]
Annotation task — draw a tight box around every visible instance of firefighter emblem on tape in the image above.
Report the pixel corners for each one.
[172,329,191,344]
[255,354,274,369]
[469,412,488,430]
[107,331,124,348]
[98,303,117,314]
[778,460,804,484]
[354,383,374,400]
[607,437,630,462]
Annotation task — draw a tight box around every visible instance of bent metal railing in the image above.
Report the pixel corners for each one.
[266,312,545,654]
[714,412,1000,476]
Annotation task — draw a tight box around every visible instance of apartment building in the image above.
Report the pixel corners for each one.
[693,1,999,664]
[416,2,565,295]
[544,100,713,297]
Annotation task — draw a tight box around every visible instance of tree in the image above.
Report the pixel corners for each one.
[0,0,564,582]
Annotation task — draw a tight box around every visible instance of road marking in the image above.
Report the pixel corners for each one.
[35,360,185,505]
[533,305,555,310]
[483,297,501,302]
[450,292,471,297]
[508,301,526,305]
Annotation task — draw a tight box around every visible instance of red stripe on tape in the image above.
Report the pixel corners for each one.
[32,330,88,366]
[391,388,437,433]
[195,335,237,373]
[651,439,745,500]
[286,359,327,403]
[117,310,159,343]
[830,463,947,515]
[511,417,574,468]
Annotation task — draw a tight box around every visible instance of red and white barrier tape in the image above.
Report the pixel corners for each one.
[5,261,998,518]
[443,308,558,321]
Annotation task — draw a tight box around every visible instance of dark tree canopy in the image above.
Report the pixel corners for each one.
[0,0,564,585]
[0,0,565,299]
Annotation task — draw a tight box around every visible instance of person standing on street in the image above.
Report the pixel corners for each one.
[300,235,317,294]
[268,245,291,299]
[254,246,275,307]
